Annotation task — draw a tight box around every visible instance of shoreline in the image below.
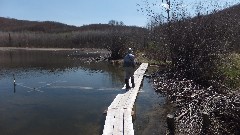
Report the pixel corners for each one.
[0,47,109,53]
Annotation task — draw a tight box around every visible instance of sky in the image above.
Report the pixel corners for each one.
[0,0,239,27]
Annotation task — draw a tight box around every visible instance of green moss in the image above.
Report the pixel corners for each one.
[219,53,240,89]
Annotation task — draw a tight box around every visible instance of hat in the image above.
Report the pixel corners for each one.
[128,48,133,53]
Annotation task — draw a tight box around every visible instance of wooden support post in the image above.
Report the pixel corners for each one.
[167,114,175,135]
[8,33,12,45]
[131,104,136,121]
[202,112,210,134]
[13,74,16,93]
[103,109,108,114]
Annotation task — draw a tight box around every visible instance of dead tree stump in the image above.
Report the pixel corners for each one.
[167,114,175,135]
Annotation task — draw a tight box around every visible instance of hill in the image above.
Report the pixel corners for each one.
[0,17,147,33]
[0,17,79,33]
[146,3,240,81]
[147,4,240,135]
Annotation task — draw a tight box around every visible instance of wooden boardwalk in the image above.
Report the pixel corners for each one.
[102,63,148,135]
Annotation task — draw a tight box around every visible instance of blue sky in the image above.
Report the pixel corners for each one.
[0,0,239,27]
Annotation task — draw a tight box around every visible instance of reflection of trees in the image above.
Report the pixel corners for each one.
[0,50,71,69]
[79,61,124,83]
[0,50,124,83]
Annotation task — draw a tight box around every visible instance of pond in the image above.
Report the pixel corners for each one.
[0,48,163,135]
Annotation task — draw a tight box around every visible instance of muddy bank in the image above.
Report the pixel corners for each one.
[152,73,240,135]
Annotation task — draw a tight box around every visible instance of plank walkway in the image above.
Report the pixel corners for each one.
[102,63,148,135]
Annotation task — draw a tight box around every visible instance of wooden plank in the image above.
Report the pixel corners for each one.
[108,94,124,109]
[124,110,134,135]
[102,63,148,135]
[113,109,124,135]
[103,109,116,135]
[103,109,124,135]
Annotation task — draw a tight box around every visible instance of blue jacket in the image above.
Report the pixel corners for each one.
[123,53,135,67]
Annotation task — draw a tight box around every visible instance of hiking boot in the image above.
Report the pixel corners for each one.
[125,79,131,89]
[131,79,135,87]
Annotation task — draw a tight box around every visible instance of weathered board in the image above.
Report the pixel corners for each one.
[102,63,148,135]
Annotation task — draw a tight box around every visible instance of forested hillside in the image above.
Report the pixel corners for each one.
[0,17,78,33]
[147,3,240,134]
[0,17,148,59]
[146,3,240,83]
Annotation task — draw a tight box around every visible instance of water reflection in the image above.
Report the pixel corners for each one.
[0,49,124,135]
[0,49,110,70]
[0,49,124,83]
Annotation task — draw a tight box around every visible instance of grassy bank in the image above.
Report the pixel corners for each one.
[219,53,240,89]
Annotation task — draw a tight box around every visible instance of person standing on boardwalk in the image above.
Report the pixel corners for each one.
[123,48,135,89]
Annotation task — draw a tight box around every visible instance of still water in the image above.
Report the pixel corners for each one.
[0,49,162,135]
